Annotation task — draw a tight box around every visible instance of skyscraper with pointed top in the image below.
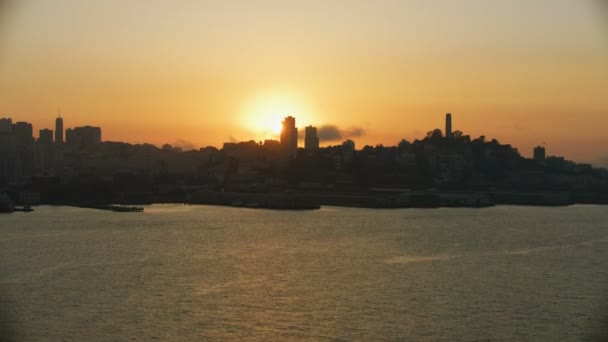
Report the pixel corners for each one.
[55,112,63,144]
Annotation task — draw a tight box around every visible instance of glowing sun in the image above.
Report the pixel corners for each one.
[241,92,314,139]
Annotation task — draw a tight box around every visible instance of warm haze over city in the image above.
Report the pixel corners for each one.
[0,0,607,165]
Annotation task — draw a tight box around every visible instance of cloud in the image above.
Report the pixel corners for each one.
[347,127,365,137]
[305,125,365,142]
[173,139,197,151]
[317,125,342,141]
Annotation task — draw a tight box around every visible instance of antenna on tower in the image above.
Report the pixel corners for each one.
[58,108,61,118]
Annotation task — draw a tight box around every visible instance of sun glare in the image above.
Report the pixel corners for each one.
[271,121,282,135]
[241,92,314,139]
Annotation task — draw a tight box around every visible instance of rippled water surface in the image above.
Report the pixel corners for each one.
[1,205,607,341]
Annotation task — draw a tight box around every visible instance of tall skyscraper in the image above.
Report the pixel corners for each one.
[280,116,298,158]
[445,113,452,137]
[304,125,319,152]
[55,116,63,143]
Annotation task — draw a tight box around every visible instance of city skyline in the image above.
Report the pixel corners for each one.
[0,111,606,168]
[0,1,607,166]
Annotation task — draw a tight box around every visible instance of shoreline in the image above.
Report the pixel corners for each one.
[18,190,607,212]
[7,202,608,215]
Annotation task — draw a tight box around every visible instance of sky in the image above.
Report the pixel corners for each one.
[0,0,607,165]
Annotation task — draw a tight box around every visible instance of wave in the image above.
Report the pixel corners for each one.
[385,235,608,264]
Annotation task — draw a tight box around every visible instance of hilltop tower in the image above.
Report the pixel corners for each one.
[445,113,452,137]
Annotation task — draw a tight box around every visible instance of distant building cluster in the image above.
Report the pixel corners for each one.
[0,115,102,183]
[251,115,337,158]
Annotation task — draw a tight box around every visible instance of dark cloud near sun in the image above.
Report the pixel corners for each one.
[307,125,365,142]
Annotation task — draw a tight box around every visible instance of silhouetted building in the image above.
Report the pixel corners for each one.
[37,129,54,173]
[55,116,63,144]
[280,116,298,157]
[0,118,12,133]
[66,126,102,149]
[13,122,34,146]
[39,129,53,145]
[304,125,319,152]
[533,146,546,163]
[262,139,281,154]
[0,118,16,183]
[12,121,35,179]
[446,113,452,137]
[342,139,355,162]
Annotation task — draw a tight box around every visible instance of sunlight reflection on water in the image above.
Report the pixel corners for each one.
[0,205,607,341]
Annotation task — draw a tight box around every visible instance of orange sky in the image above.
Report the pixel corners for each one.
[0,1,607,165]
